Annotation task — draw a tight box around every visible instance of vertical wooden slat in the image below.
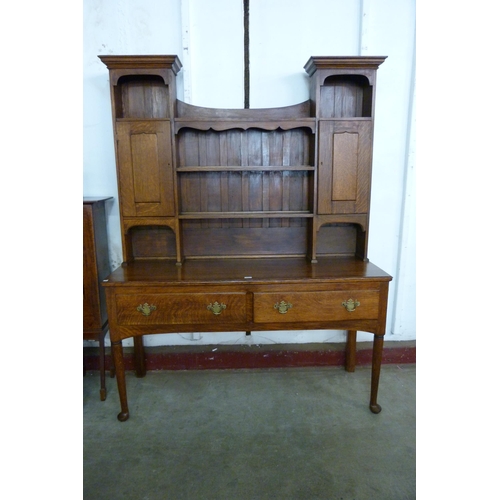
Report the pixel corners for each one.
[289,129,300,166]
[207,132,221,227]
[184,132,200,227]
[262,132,270,166]
[241,132,249,227]
[180,173,188,213]
[248,130,262,226]
[302,170,310,217]
[177,131,186,166]
[124,81,145,118]
[198,133,209,227]
[269,130,283,166]
[116,124,136,216]
[355,121,371,213]
[343,83,356,117]
[262,132,270,227]
[282,131,291,167]
[282,131,291,227]
[227,131,242,227]
[227,130,241,165]
[122,78,169,119]
[320,86,334,118]
[290,130,307,226]
[267,131,283,227]
[333,85,342,118]
[220,134,229,225]
[318,121,334,214]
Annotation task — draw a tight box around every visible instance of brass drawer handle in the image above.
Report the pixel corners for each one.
[342,299,360,312]
[137,303,157,316]
[207,302,226,315]
[274,301,293,314]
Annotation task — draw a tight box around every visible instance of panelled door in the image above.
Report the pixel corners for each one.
[116,120,175,217]
[317,120,373,215]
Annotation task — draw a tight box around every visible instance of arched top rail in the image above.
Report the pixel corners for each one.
[176,99,312,119]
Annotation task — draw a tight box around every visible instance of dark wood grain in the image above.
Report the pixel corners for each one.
[103,257,391,285]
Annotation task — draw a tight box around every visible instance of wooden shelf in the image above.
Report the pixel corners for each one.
[179,211,313,219]
[177,166,315,172]
[317,117,372,121]
[116,118,170,122]
[174,118,316,133]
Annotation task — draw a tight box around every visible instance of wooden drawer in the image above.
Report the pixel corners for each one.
[253,290,380,323]
[115,292,247,325]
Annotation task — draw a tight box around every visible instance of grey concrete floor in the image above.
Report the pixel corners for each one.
[84,364,415,500]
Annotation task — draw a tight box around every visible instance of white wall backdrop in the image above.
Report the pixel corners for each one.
[83,0,416,347]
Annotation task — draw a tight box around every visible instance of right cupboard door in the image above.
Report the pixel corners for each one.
[317,120,373,215]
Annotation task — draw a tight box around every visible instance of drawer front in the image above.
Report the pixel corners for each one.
[115,292,247,325]
[253,290,380,323]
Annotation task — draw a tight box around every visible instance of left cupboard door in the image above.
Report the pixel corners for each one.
[116,120,175,217]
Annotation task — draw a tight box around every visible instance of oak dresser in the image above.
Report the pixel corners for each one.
[98,55,392,421]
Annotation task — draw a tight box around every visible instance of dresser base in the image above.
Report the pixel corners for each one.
[103,257,392,421]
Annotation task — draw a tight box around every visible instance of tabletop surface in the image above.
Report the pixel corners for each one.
[103,257,392,286]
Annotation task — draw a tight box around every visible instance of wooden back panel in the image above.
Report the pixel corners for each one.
[113,75,170,119]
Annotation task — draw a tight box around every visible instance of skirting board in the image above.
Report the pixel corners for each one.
[83,341,416,372]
